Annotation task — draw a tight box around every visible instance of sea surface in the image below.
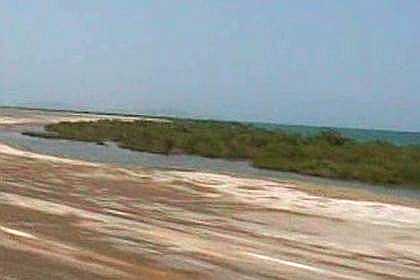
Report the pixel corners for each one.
[253,123,420,146]
[4,106,420,146]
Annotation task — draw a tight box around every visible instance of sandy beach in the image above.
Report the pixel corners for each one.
[4,2,420,278]
[0,108,168,127]
[1,108,420,279]
[1,136,420,279]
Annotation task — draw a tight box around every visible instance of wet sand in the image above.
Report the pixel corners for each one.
[1,141,420,279]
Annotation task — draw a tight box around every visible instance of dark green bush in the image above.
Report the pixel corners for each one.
[30,119,420,187]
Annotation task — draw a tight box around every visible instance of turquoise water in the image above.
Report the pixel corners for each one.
[253,123,420,146]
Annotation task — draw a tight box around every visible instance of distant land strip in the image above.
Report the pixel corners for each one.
[24,118,420,188]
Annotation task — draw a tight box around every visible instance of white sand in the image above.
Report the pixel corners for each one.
[165,171,420,228]
[0,107,171,126]
[0,143,97,166]
[0,225,38,240]
[1,140,419,230]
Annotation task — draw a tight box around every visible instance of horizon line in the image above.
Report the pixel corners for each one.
[1,104,419,134]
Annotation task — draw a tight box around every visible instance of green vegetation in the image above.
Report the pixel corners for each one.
[25,119,420,187]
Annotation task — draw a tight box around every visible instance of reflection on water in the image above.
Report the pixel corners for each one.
[1,127,420,199]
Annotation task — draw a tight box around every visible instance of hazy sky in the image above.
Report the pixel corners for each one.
[1,1,419,131]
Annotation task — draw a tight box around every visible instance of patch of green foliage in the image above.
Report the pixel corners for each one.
[29,119,420,187]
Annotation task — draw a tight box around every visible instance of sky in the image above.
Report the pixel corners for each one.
[1,1,420,131]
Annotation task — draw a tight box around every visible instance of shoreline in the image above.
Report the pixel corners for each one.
[1,138,419,209]
[0,107,168,127]
[1,107,420,207]
[2,134,420,278]
[33,116,420,188]
[3,105,420,135]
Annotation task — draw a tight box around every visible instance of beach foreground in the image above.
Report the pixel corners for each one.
[1,142,420,279]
